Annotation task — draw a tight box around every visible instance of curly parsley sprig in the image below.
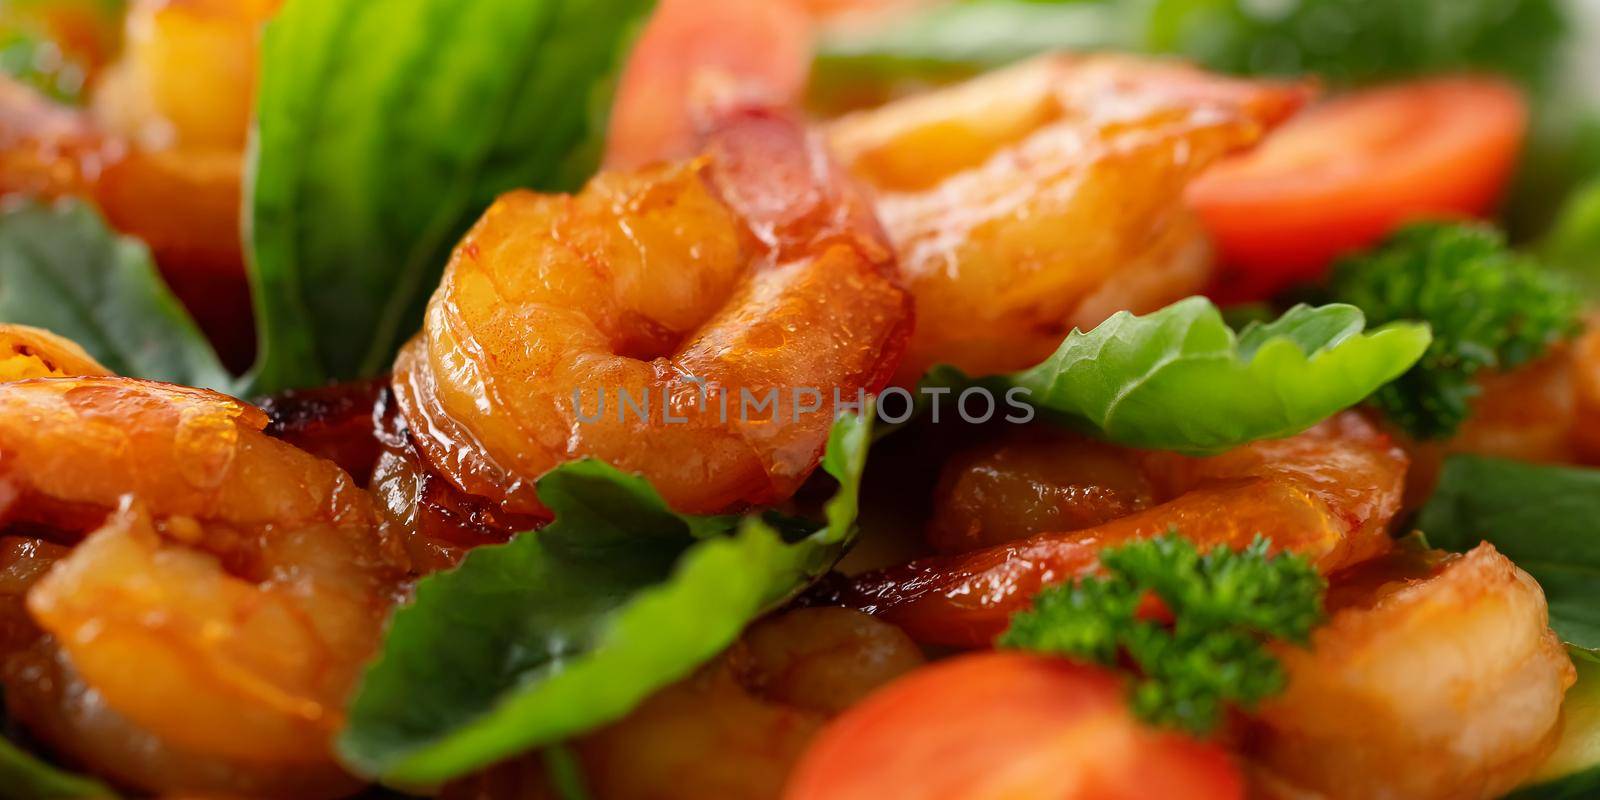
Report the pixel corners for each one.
[998,533,1325,735]
[1325,222,1582,440]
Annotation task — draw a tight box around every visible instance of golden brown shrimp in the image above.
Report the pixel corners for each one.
[825,54,1307,384]
[1246,544,1574,800]
[0,323,111,382]
[1393,317,1600,502]
[829,412,1407,647]
[393,105,912,519]
[0,376,404,796]
[0,1,275,365]
[444,608,925,800]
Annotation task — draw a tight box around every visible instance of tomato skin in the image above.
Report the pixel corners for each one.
[1189,77,1528,302]
[605,0,812,170]
[784,652,1244,800]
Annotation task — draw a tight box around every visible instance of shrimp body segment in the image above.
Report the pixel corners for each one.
[394,107,913,518]
[1248,544,1575,800]
[835,414,1407,647]
[0,377,403,796]
[826,55,1309,383]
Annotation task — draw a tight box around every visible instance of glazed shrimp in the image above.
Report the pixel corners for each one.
[1395,317,1600,502]
[1247,544,1574,800]
[444,608,925,800]
[0,1,276,364]
[0,376,404,796]
[0,323,110,382]
[825,54,1307,384]
[829,412,1408,647]
[393,104,912,519]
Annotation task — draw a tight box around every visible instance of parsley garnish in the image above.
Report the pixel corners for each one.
[998,533,1324,735]
[1325,221,1582,439]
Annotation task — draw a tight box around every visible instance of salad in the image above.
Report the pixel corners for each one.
[1,0,1599,798]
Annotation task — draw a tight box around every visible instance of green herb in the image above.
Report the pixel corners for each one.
[1325,222,1581,440]
[929,296,1428,454]
[0,200,232,390]
[999,533,1325,734]
[1417,455,1600,650]
[245,0,653,394]
[339,411,871,785]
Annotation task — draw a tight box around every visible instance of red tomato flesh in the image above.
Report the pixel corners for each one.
[1189,76,1528,301]
[784,651,1245,800]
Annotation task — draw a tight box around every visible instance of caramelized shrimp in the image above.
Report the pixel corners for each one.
[443,608,924,800]
[0,324,110,382]
[830,413,1407,647]
[1398,318,1600,501]
[1246,544,1574,800]
[393,106,912,519]
[0,1,276,366]
[826,54,1308,383]
[0,377,404,795]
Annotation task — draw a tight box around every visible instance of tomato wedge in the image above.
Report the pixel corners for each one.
[784,652,1244,800]
[1189,76,1528,301]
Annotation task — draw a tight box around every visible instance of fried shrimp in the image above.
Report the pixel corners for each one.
[0,377,404,796]
[1247,544,1574,800]
[392,105,912,519]
[0,324,111,382]
[445,608,925,800]
[0,1,276,365]
[825,54,1308,383]
[831,413,1407,647]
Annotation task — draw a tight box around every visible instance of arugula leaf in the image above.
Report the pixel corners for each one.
[999,533,1325,734]
[246,0,652,394]
[933,296,1429,454]
[0,200,232,390]
[339,412,872,785]
[1417,455,1600,650]
[1326,222,1582,440]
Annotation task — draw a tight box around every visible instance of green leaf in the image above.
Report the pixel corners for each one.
[1,693,116,799]
[1542,179,1600,293]
[339,412,873,785]
[1142,0,1566,89]
[816,0,1130,72]
[245,0,653,394]
[937,296,1429,454]
[0,200,232,390]
[1509,648,1600,799]
[811,0,1565,94]
[1417,455,1600,650]
[0,737,113,799]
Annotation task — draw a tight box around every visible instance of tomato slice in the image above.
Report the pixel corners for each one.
[604,0,812,170]
[784,652,1244,800]
[1189,76,1528,301]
